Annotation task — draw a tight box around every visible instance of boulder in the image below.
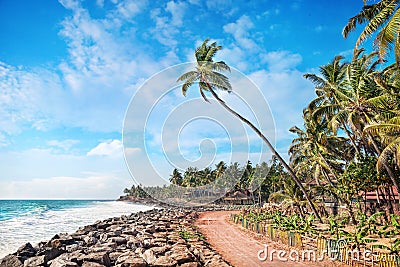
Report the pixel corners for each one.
[84,236,98,246]
[141,249,156,264]
[149,246,169,255]
[0,255,23,267]
[81,262,105,267]
[179,263,198,267]
[23,255,46,267]
[49,258,79,267]
[82,252,111,267]
[17,243,37,258]
[152,256,178,267]
[109,237,126,245]
[37,247,65,262]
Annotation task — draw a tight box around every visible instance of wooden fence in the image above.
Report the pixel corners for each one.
[230,214,400,267]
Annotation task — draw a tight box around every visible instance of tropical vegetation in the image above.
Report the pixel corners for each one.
[123,0,400,257]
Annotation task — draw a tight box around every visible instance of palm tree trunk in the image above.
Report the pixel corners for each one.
[366,131,400,203]
[343,124,360,155]
[318,151,340,183]
[346,198,357,225]
[207,86,323,222]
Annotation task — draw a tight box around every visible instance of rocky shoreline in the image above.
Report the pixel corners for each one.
[0,207,232,267]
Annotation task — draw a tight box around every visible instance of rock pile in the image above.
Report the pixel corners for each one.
[0,208,231,267]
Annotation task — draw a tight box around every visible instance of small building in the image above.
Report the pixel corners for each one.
[223,190,253,205]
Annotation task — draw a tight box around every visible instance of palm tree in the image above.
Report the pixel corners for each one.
[365,116,400,173]
[268,178,310,217]
[170,168,183,186]
[177,38,322,222]
[289,109,347,186]
[343,0,400,63]
[306,51,400,201]
[304,56,360,154]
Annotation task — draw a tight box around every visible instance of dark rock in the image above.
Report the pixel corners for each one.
[107,252,123,264]
[122,228,138,236]
[50,250,85,266]
[83,252,111,267]
[145,224,155,234]
[37,247,65,262]
[17,243,37,258]
[170,252,193,264]
[109,237,126,245]
[142,239,151,248]
[0,254,23,267]
[126,238,141,249]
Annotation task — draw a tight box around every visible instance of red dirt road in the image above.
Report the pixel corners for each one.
[195,211,345,267]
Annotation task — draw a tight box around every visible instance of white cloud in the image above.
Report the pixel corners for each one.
[96,0,104,7]
[261,51,302,72]
[223,15,259,51]
[205,0,236,16]
[87,139,123,157]
[248,67,314,146]
[150,8,179,47]
[0,174,131,199]
[166,1,187,26]
[116,0,146,19]
[47,139,80,151]
[0,147,134,198]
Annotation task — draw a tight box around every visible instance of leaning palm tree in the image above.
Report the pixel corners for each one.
[343,0,400,63]
[177,38,322,222]
[365,116,400,173]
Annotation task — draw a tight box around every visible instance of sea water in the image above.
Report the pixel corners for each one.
[0,200,155,258]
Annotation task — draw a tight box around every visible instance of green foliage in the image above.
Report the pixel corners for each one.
[178,227,204,241]
[244,210,316,233]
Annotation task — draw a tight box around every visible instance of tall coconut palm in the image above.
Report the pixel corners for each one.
[304,56,360,154]
[289,109,348,186]
[365,116,400,170]
[343,0,400,63]
[268,178,309,217]
[177,38,322,222]
[307,50,400,201]
[170,168,183,186]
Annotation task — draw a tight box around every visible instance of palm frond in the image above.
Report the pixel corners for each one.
[356,1,398,47]
[374,9,400,59]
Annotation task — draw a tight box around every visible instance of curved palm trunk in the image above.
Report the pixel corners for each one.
[343,124,360,155]
[366,131,400,203]
[207,86,323,222]
[318,151,339,183]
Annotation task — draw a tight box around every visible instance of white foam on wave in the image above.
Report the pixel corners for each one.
[0,201,155,258]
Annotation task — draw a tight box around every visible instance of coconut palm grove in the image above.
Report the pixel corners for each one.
[121,1,400,265]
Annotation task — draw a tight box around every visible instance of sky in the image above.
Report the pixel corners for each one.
[0,0,368,199]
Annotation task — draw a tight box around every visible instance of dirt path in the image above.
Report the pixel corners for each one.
[195,211,345,267]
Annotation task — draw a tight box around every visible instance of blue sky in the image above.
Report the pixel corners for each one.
[0,0,368,199]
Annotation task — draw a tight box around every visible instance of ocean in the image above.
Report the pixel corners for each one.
[0,199,155,258]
